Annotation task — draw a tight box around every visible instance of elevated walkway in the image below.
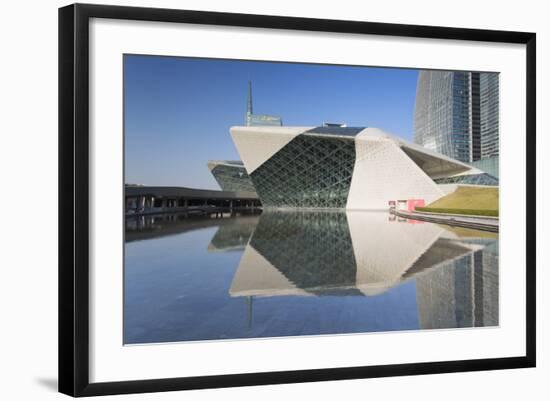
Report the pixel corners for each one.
[125,186,260,216]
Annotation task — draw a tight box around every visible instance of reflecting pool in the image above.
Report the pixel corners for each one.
[124,210,498,344]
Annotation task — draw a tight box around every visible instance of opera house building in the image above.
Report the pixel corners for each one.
[230,125,498,210]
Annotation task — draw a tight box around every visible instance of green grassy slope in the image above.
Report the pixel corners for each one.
[416,186,499,217]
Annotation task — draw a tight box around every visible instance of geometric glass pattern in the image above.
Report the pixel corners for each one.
[433,172,498,186]
[210,162,257,193]
[249,210,361,295]
[250,134,356,208]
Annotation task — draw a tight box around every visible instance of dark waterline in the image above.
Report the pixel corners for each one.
[124,210,499,344]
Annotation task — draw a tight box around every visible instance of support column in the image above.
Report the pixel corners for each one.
[126,197,137,213]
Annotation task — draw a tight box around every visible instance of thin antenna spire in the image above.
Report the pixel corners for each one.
[246,81,253,125]
[247,81,253,115]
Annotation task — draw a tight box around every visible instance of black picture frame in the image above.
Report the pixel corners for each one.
[59,3,536,397]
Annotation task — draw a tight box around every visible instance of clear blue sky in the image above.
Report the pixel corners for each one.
[124,55,419,189]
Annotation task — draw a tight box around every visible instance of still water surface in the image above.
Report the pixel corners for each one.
[124,210,498,344]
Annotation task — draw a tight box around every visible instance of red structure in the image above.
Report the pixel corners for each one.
[407,199,425,211]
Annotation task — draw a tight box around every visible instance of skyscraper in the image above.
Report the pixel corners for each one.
[416,241,499,330]
[480,73,500,159]
[245,81,283,127]
[414,71,499,164]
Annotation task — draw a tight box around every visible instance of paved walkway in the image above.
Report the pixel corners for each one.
[391,209,499,233]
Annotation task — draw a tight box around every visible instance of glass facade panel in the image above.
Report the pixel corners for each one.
[414,71,457,159]
[434,173,499,186]
[480,73,499,159]
[250,134,356,208]
[470,155,499,178]
[414,70,499,164]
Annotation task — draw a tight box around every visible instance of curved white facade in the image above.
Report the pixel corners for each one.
[347,131,444,209]
[230,125,485,210]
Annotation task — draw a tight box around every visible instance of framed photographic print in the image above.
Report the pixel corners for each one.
[58,3,536,397]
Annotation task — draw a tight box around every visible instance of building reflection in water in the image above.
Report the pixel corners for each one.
[227,210,499,330]
[415,240,499,329]
[207,216,260,252]
[124,209,498,339]
[125,210,260,245]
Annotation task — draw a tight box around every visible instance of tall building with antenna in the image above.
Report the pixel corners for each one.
[245,81,283,127]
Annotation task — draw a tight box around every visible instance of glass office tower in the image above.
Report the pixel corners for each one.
[414,71,499,164]
[480,73,500,159]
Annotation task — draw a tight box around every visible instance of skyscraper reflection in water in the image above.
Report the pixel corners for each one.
[416,240,499,329]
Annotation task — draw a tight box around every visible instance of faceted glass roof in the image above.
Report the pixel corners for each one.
[304,126,365,137]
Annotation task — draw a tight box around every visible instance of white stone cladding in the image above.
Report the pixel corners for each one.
[346,211,444,295]
[346,132,444,210]
[229,245,310,297]
[230,125,482,210]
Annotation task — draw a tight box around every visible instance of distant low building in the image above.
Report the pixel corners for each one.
[247,114,282,127]
[207,160,257,193]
